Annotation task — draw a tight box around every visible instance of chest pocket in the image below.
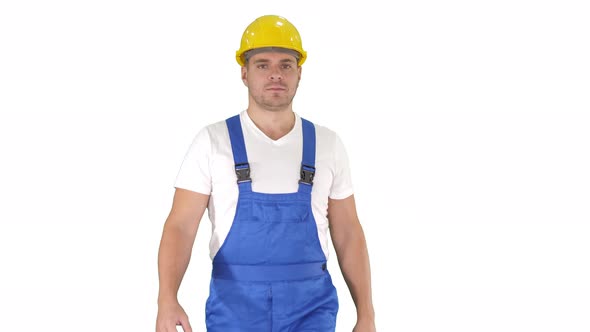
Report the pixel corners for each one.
[237,199,309,223]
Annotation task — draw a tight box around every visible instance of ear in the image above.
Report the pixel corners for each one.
[241,66,248,86]
[298,65,302,80]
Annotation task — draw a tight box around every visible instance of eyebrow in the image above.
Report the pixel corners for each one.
[252,58,296,64]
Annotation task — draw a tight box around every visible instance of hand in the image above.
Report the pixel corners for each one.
[353,318,376,332]
[156,300,192,332]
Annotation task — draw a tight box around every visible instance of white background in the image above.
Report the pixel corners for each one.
[1,0,589,331]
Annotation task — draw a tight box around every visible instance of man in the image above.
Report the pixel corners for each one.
[156,15,376,332]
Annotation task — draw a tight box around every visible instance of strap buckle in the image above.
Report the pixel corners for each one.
[299,164,315,185]
[235,163,251,183]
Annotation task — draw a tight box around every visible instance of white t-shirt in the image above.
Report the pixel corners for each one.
[174,110,354,260]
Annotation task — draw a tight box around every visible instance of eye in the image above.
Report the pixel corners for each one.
[281,64,292,69]
[257,64,268,69]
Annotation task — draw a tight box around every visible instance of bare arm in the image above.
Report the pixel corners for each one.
[328,195,376,330]
[156,188,209,332]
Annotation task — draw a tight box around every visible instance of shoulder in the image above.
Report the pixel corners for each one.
[204,118,229,136]
[301,116,343,148]
[192,117,231,145]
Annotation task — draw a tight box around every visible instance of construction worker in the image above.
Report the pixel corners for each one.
[156,15,376,332]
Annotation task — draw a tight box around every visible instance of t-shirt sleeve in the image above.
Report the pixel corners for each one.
[174,127,212,195]
[329,133,354,200]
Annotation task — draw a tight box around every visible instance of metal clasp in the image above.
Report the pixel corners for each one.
[299,164,315,185]
[235,163,251,183]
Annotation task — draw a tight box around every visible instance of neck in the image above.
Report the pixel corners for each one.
[246,107,295,141]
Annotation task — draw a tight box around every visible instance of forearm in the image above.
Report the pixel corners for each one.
[333,223,375,320]
[157,223,195,304]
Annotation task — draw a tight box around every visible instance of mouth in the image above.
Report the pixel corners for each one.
[266,85,287,91]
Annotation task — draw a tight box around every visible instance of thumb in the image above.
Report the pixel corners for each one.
[178,317,193,332]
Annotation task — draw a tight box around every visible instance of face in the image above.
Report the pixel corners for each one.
[242,51,302,112]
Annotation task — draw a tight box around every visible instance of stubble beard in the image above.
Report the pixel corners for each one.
[250,90,297,112]
[249,79,300,112]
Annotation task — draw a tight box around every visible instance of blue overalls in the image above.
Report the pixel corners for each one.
[205,114,339,331]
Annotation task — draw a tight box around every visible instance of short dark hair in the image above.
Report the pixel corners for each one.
[244,47,300,65]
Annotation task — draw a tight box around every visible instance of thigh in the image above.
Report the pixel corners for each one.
[290,308,338,332]
[272,274,339,332]
[206,278,272,331]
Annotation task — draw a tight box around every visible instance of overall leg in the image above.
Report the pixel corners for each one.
[206,278,272,332]
[272,274,339,332]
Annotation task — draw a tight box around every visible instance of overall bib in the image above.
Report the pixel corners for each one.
[205,115,339,332]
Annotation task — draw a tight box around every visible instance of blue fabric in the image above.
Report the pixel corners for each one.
[301,118,316,166]
[226,114,249,166]
[206,274,338,332]
[226,114,252,192]
[212,262,326,282]
[206,115,338,331]
[298,117,316,194]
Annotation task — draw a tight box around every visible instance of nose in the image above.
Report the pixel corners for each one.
[268,65,283,81]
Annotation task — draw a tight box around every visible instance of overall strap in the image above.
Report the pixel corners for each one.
[298,117,316,194]
[225,114,252,192]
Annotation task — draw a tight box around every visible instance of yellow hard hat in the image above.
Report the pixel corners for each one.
[236,15,307,67]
